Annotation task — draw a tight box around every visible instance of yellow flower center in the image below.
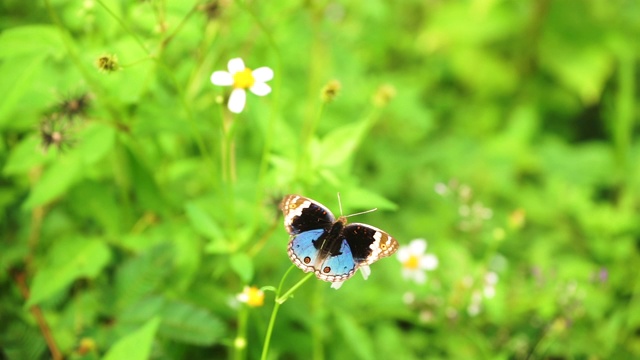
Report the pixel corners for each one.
[233,68,255,89]
[245,286,264,307]
[403,255,420,270]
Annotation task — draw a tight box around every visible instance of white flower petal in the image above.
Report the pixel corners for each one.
[412,270,427,284]
[228,58,245,74]
[252,67,274,82]
[249,82,271,96]
[359,265,371,280]
[408,238,427,255]
[330,281,344,290]
[420,254,439,270]
[485,271,499,285]
[211,71,233,86]
[401,268,413,280]
[396,247,411,262]
[228,89,246,113]
[483,286,496,299]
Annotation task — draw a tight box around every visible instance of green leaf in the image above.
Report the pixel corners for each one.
[115,244,174,310]
[157,299,225,346]
[185,202,224,240]
[341,187,397,213]
[318,121,369,167]
[0,25,64,59]
[22,152,83,209]
[171,228,201,291]
[103,317,160,360]
[2,136,53,175]
[27,237,111,306]
[75,122,116,165]
[0,55,46,127]
[124,145,166,213]
[334,310,375,360]
[229,253,254,283]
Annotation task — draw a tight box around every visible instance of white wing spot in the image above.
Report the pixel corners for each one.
[369,231,383,259]
[284,199,311,227]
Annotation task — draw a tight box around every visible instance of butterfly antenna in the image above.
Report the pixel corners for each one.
[338,192,378,218]
[345,208,378,218]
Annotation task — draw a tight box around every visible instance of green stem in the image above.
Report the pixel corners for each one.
[277,273,314,304]
[612,49,634,186]
[221,110,238,246]
[261,268,314,360]
[311,280,325,360]
[234,306,249,360]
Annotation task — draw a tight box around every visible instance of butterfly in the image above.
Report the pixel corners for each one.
[280,194,399,283]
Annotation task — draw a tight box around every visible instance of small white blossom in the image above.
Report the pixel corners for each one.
[397,238,438,284]
[210,57,273,113]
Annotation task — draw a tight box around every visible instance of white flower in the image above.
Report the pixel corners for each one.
[210,57,273,113]
[483,271,499,299]
[397,238,438,284]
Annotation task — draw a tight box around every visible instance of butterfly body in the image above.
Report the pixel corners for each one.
[280,195,398,282]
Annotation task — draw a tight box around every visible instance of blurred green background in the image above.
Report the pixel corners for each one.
[1,0,639,359]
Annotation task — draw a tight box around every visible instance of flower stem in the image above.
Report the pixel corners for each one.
[261,268,314,360]
[233,306,249,360]
[277,273,314,304]
[221,111,238,245]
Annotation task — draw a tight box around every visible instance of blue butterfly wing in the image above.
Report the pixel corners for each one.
[281,195,393,283]
[288,228,358,282]
[287,228,325,273]
[316,238,358,281]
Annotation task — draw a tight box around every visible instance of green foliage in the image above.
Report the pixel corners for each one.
[103,317,160,360]
[1,0,639,359]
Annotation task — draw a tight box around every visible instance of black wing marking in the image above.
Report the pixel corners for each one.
[280,195,335,235]
[343,223,399,264]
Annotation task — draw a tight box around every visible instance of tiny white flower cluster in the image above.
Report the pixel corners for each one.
[467,271,499,316]
[434,180,493,232]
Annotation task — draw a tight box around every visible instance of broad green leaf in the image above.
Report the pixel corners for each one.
[124,146,166,213]
[341,187,397,212]
[171,229,201,291]
[334,311,375,360]
[103,317,160,360]
[204,239,232,254]
[229,253,254,283]
[318,121,369,167]
[0,25,64,59]
[22,152,83,209]
[185,202,224,240]
[75,122,116,165]
[2,136,53,175]
[27,237,111,306]
[115,244,174,310]
[157,299,225,345]
[0,55,46,127]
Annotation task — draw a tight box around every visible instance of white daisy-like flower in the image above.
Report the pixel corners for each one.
[397,238,438,284]
[210,57,273,114]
